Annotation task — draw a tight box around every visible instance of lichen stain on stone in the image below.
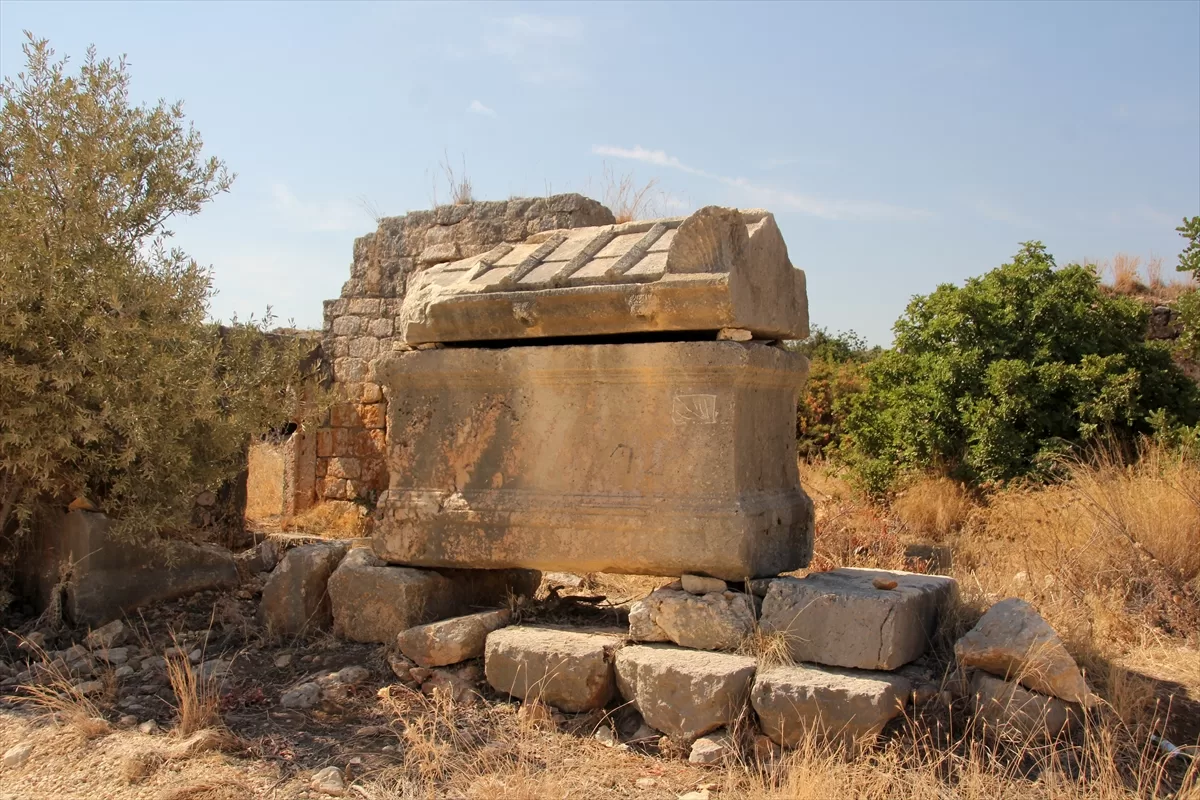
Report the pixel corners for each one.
[445,396,507,492]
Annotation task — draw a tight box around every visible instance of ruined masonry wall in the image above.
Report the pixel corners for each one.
[317,194,616,503]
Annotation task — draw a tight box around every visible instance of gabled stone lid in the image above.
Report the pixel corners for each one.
[398,206,809,344]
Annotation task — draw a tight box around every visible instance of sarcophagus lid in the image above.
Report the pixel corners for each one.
[398,206,809,344]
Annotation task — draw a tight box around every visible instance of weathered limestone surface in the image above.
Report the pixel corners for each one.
[373,341,813,580]
[615,644,756,738]
[484,626,621,713]
[970,671,1080,738]
[627,588,756,651]
[317,195,613,504]
[955,598,1092,705]
[259,542,349,636]
[397,609,512,667]
[400,207,809,344]
[752,664,911,746]
[20,511,238,626]
[759,569,957,670]
[327,549,537,644]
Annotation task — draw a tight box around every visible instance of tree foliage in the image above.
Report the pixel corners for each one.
[0,35,311,546]
[787,328,880,460]
[841,242,1199,495]
[1175,216,1200,280]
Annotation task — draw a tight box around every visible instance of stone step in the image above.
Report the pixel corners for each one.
[615,644,756,739]
[758,568,958,670]
[484,626,622,713]
[327,548,537,644]
[752,663,912,746]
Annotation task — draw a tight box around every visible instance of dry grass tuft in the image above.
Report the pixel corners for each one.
[280,500,369,539]
[14,635,112,739]
[601,162,659,223]
[1092,253,1197,302]
[738,627,796,667]
[165,635,224,737]
[438,151,473,206]
[892,476,975,541]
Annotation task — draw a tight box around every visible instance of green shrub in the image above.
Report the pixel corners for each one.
[0,35,311,549]
[841,242,1199,495]
[787,328,879,460]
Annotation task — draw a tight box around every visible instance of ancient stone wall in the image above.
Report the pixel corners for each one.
[316,194,615,503]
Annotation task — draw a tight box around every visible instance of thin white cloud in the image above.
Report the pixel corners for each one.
[468,99,496,117]
[483,14,584,84]
[270,183,365,233]
[592,144,933,222]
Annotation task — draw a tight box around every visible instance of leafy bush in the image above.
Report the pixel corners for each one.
[787,328,880,460]
[0,35,311,548]
[841,242,1199,495]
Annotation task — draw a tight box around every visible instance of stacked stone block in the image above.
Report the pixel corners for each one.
[317,195,614,502]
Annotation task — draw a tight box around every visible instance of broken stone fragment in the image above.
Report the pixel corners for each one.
[85,619,129,650]
[327,548,537,644]
[484,626,620,713]
[396,609,512,667]
[627,588,755,651]
[758,568,957,670]
[970,670,1081,739]
[680,574,728,595]
[751,664,911,746]
[258,542,349,637]
[615,644,756,739]
[689,730,735,765]
[954,598,1093,706]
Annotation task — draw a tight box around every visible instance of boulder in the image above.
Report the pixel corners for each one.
[970,671,1080,739]
[758,568,957,670]
[484,626,620,713]
[18,511,238,626]
[627,588,755,651]
[328,549,537,644]
[397,609,512,667]
[751,664,911,746]
[954,598,1092,705]
[614,644,756,738]
[258,542,349,636]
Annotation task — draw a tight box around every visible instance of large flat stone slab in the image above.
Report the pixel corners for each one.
[19,511,238,627]
[758,569,957,670]
[399,207,809,343]
[614,644,756,738]
[628,588,756,651]
[752,664,911,746]
[484,626,621,713]
[327,549,537,643]
[373,340,813,581]
[955,598,1092,705]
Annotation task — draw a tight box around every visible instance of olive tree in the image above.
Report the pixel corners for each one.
[0,34,310,550]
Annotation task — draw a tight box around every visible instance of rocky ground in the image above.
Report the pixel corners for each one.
[0,492,1197,800]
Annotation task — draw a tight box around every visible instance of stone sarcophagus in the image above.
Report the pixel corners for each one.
[372,206,814,580]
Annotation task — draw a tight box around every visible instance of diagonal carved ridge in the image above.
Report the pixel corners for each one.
[605,222,668,279]
[465,244,516,283]
[491,232,570,291]
[550,228,617,287]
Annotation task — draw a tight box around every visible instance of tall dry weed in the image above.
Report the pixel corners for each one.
[165,633,225,736]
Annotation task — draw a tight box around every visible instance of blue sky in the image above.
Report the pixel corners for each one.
[2,1,1198,344]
